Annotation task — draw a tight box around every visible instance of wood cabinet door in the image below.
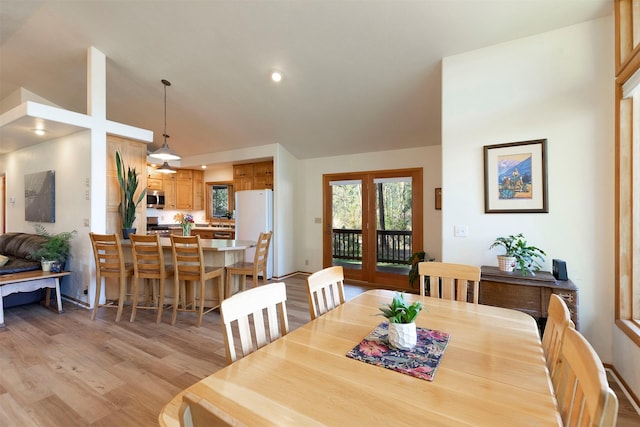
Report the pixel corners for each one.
[164,175,176,209]
[192,170,204,210]
[253,175,273,189]
[234,177,253,191]
[253,161,273,177]
[148,178,163,191]
[193,229,214,239]
[176,178,193,209]
[233,164,254,178]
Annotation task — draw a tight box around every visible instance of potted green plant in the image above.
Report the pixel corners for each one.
[116,151,146,239]
[31,224,77,272]
[407,250,435,288]
[378,292,423,350]
[489,233,546,276]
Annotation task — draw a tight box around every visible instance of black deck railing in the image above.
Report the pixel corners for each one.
[332,229,412,264]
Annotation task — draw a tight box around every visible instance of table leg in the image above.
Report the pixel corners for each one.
[54,278,63,313]
[0,293,4,327]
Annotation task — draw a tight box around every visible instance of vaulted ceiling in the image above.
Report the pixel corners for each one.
[0,1,612,162]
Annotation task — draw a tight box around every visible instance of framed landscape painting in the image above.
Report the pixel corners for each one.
[483,139,548,213]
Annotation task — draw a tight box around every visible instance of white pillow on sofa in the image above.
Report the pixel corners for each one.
[0,254,9,266]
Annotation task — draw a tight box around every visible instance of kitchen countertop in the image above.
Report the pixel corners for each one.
[123,238,252,251]
[163,225,235,232]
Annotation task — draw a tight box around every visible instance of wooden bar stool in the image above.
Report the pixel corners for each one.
[225,231,272,297]
[170,235,224,327]
[129,234,174,323]
[89,232,134,322]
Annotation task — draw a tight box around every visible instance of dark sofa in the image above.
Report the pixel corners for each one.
[0,232,48,307]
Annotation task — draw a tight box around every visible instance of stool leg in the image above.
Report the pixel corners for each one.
[115,272,127,322]
[225,270,232,298]
[196,280,205,328]
[156,276,166,324]
[91,274,102,320]
[130,276,140,322]
[171,276,179,326]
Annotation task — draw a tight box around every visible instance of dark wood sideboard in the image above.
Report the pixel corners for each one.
[480,266,579,331]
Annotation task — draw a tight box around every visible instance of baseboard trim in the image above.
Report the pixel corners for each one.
[61,295,90,308]
[605,364,640,414]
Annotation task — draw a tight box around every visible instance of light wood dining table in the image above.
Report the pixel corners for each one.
[159,289,561,426]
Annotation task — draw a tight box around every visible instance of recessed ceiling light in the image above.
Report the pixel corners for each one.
[34,128,46,136]
[271,70,283,83]
[201,165,207,169]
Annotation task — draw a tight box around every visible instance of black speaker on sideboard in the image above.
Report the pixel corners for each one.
[552,259,568,281]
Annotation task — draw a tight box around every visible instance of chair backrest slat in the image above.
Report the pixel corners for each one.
[253,231,273,267]
[552,327,618,427]
[306,266,345,320]
[542,294,574,377]
[171,235,205,280]
[418,261,480,303]
[220,282,288,364]
[90,233,126,276]
[130,234,165,277]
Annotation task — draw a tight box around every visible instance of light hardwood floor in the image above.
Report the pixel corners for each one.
[0,274,637,426]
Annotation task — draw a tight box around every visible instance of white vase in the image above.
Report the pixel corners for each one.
[41,260,54,272]
[497,255,516,272]
[388,322,417,350]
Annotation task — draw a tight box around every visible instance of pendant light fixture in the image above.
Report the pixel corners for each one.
[155,161,176,174]
[150,79,181,161]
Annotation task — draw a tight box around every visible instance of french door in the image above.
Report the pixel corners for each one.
[323,168,423,288]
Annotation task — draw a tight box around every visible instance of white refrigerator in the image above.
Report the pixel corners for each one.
[235,189,274,279]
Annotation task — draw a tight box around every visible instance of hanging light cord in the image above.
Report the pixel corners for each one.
[162,79,171,142]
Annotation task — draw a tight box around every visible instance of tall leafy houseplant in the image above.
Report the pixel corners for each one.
[116,151,146,238]
[489,233,546,276]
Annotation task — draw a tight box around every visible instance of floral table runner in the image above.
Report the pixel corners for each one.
[346,322,450,381]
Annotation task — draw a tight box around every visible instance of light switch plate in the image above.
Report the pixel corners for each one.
[454,225,468,237]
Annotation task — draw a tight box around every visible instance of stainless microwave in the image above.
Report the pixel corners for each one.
[147,190,165,209]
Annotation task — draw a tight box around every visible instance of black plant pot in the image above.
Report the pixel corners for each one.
[122,228,136,240]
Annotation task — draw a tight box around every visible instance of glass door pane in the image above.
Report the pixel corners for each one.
[330,180,363,273]
[374,177,412,275]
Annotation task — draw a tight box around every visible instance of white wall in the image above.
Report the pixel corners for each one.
[0,130,93,302]
[274,144,298,277]
[296,145,442,275]
[442,17,616,364]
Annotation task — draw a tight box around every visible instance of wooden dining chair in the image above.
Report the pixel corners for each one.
[552,327,618,427]
[542,294,575,377]
[89,232,134,322]
[220,281,288,364]
[179,391,246,427]
[170,235,224,327]
[418,261,481,303]
[306,266,345,320]
[129,234,174,323]
[225,231,272,297]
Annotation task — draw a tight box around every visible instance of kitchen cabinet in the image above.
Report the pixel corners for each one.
[192,229,214,239]
[176,169,193,210]
[163,174,176,209]
[233,160,273,191]
[147,169,164,191]
[147,167,204,211]
[192,169,204,210]
[191,229,235,240]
